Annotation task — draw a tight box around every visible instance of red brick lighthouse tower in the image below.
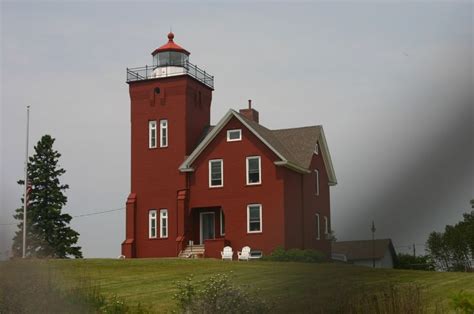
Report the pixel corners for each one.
[122,33,214,258]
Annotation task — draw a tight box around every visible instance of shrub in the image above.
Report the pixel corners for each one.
[395,253,435,271]
[450,291,474,314]
[173,273,271,314]
[263,246,325,263]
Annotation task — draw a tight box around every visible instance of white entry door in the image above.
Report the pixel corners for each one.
[200,212,215,244]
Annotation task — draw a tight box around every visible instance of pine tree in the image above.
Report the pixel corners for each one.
[12,135,82,258]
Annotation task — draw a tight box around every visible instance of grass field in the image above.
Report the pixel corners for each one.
[2,258,474,313]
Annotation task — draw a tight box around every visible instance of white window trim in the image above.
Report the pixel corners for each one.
[160,209,168,238]
[316,213,320,240]
[315,169,320,196]
[209,159,224,188]
[220,209,225,236]
[149,121,157,149]
[315,142,319,155]
[324,216,329,235]
[226,129,242,142]
[247,204,262,233]
[160,119,168,148]
[246,156,262,185]
[149,209,157,239]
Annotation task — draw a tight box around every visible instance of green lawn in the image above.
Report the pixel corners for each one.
[2,258,474,313]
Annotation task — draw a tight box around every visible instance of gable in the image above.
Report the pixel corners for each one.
[189,116,283,176]
[179,109,337,184]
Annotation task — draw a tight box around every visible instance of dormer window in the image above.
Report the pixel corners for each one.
[315,142,319,155]
[227,129,242,142]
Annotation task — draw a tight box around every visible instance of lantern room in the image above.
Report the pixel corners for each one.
[126,32,214,89]
[151,32,190,67]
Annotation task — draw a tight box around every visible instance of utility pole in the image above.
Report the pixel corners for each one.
[22,105,30,259]
[371,220,376,268]
[413,243,416,257]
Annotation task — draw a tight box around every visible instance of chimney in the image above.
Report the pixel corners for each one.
[239,99,259,123]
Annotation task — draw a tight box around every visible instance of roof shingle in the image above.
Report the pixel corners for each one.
[236,112,320,170]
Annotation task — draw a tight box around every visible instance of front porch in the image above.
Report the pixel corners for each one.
[178,206,229,259]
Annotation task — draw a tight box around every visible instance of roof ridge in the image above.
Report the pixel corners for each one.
[272,125,322,132]
[335,239,392,243]
[234,111,301,164]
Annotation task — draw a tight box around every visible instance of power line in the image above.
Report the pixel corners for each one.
[0,206,125,226]
[72,207,124,218]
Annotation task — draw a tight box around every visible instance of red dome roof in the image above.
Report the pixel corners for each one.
[151,32,190,56]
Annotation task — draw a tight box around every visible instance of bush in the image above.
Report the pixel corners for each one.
[263,246,325,263]
[395,253,435,271]
[450,291,474,314]
[173,273,271,314]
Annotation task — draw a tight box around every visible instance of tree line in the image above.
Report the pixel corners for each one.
[396,200,474,272]
[426,201,474,272]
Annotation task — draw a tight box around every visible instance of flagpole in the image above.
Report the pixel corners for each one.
[22,105,30,259]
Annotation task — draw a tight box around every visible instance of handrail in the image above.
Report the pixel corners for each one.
[126,61,214,89]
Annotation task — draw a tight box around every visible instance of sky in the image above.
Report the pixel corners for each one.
[1,1,472,259]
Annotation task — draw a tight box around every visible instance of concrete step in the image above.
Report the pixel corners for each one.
[179,245,205,258]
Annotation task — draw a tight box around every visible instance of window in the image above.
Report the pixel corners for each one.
[247,204,262,233]
[149,210,157,238]
[246,156,261,185]
[160,119,168,148]
[160,209,168,238]
[315,169,320,196]
[316,213,320,240]
[149,121,157,148]
[315,142,319,155]
[227,129,242,142]
[220,209,225,236]
[209,159,223,187]
[324,216,329,235]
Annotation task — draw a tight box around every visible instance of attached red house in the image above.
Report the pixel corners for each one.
[122,33,337,259]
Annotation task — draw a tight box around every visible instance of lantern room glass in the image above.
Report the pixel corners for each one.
[153,51,189,67]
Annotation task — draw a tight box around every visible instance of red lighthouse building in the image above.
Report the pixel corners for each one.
[122,33,337,259]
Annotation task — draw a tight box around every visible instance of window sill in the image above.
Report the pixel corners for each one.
[209,185,224,189]
[245,183,262,187]
[247,231,262,235]
[149,237,169,240]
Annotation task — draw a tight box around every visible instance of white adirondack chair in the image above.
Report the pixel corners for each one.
[238,246,251,261]
[221,246,233,260]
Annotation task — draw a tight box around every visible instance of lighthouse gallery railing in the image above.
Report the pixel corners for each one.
[126,61,214,89]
